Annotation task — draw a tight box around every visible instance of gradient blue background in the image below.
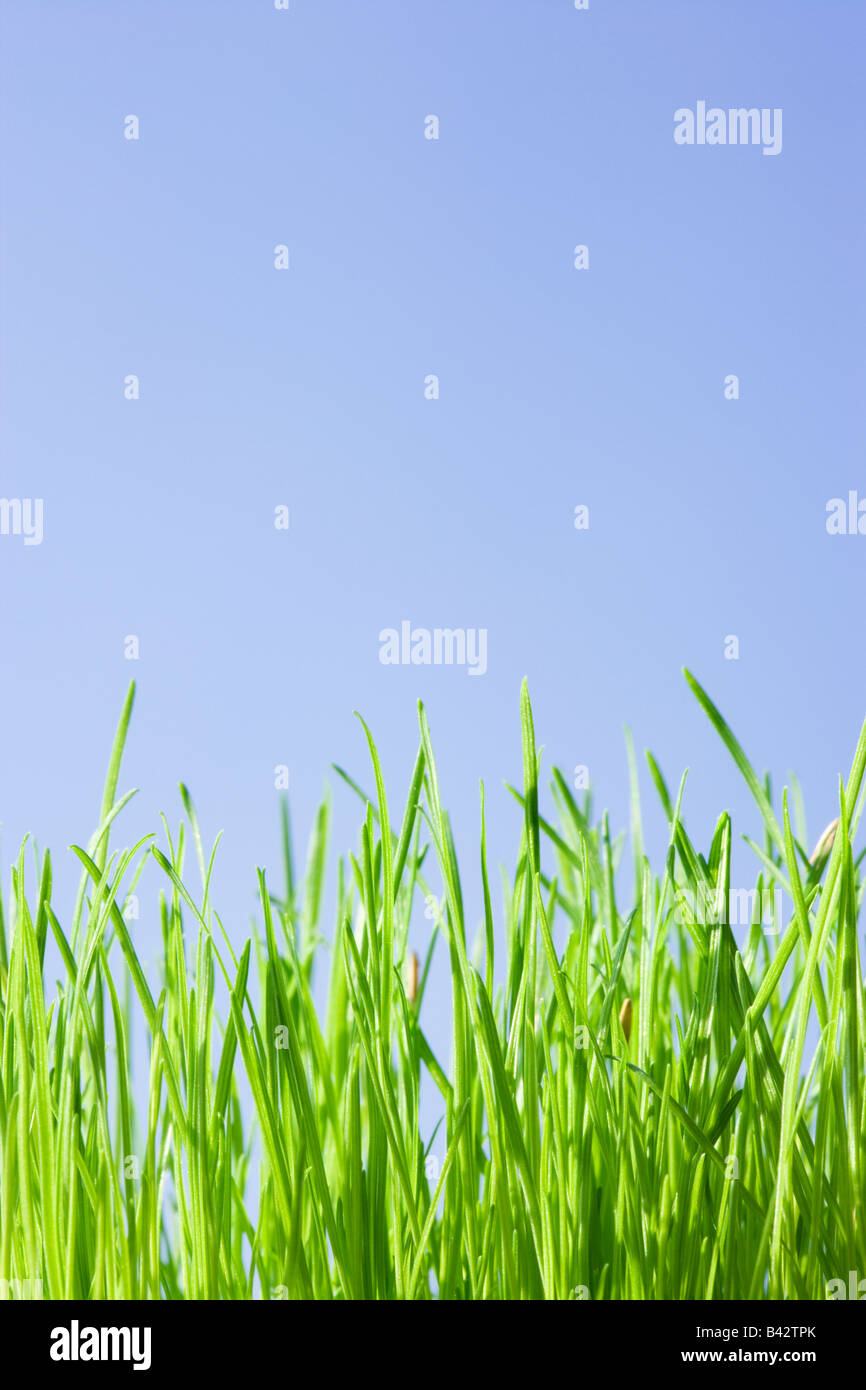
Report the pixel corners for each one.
[1,2,864,1064]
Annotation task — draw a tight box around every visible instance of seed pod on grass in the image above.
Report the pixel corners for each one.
[810,817,840,866]
[407,950,419,1005]
[619,997,633,1044]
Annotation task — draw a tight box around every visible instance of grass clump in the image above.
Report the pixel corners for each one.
[0,673,864,1300]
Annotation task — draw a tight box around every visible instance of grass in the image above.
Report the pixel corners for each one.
[0,672,864,1300]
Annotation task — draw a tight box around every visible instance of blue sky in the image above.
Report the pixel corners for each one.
[1,2,864,1069]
